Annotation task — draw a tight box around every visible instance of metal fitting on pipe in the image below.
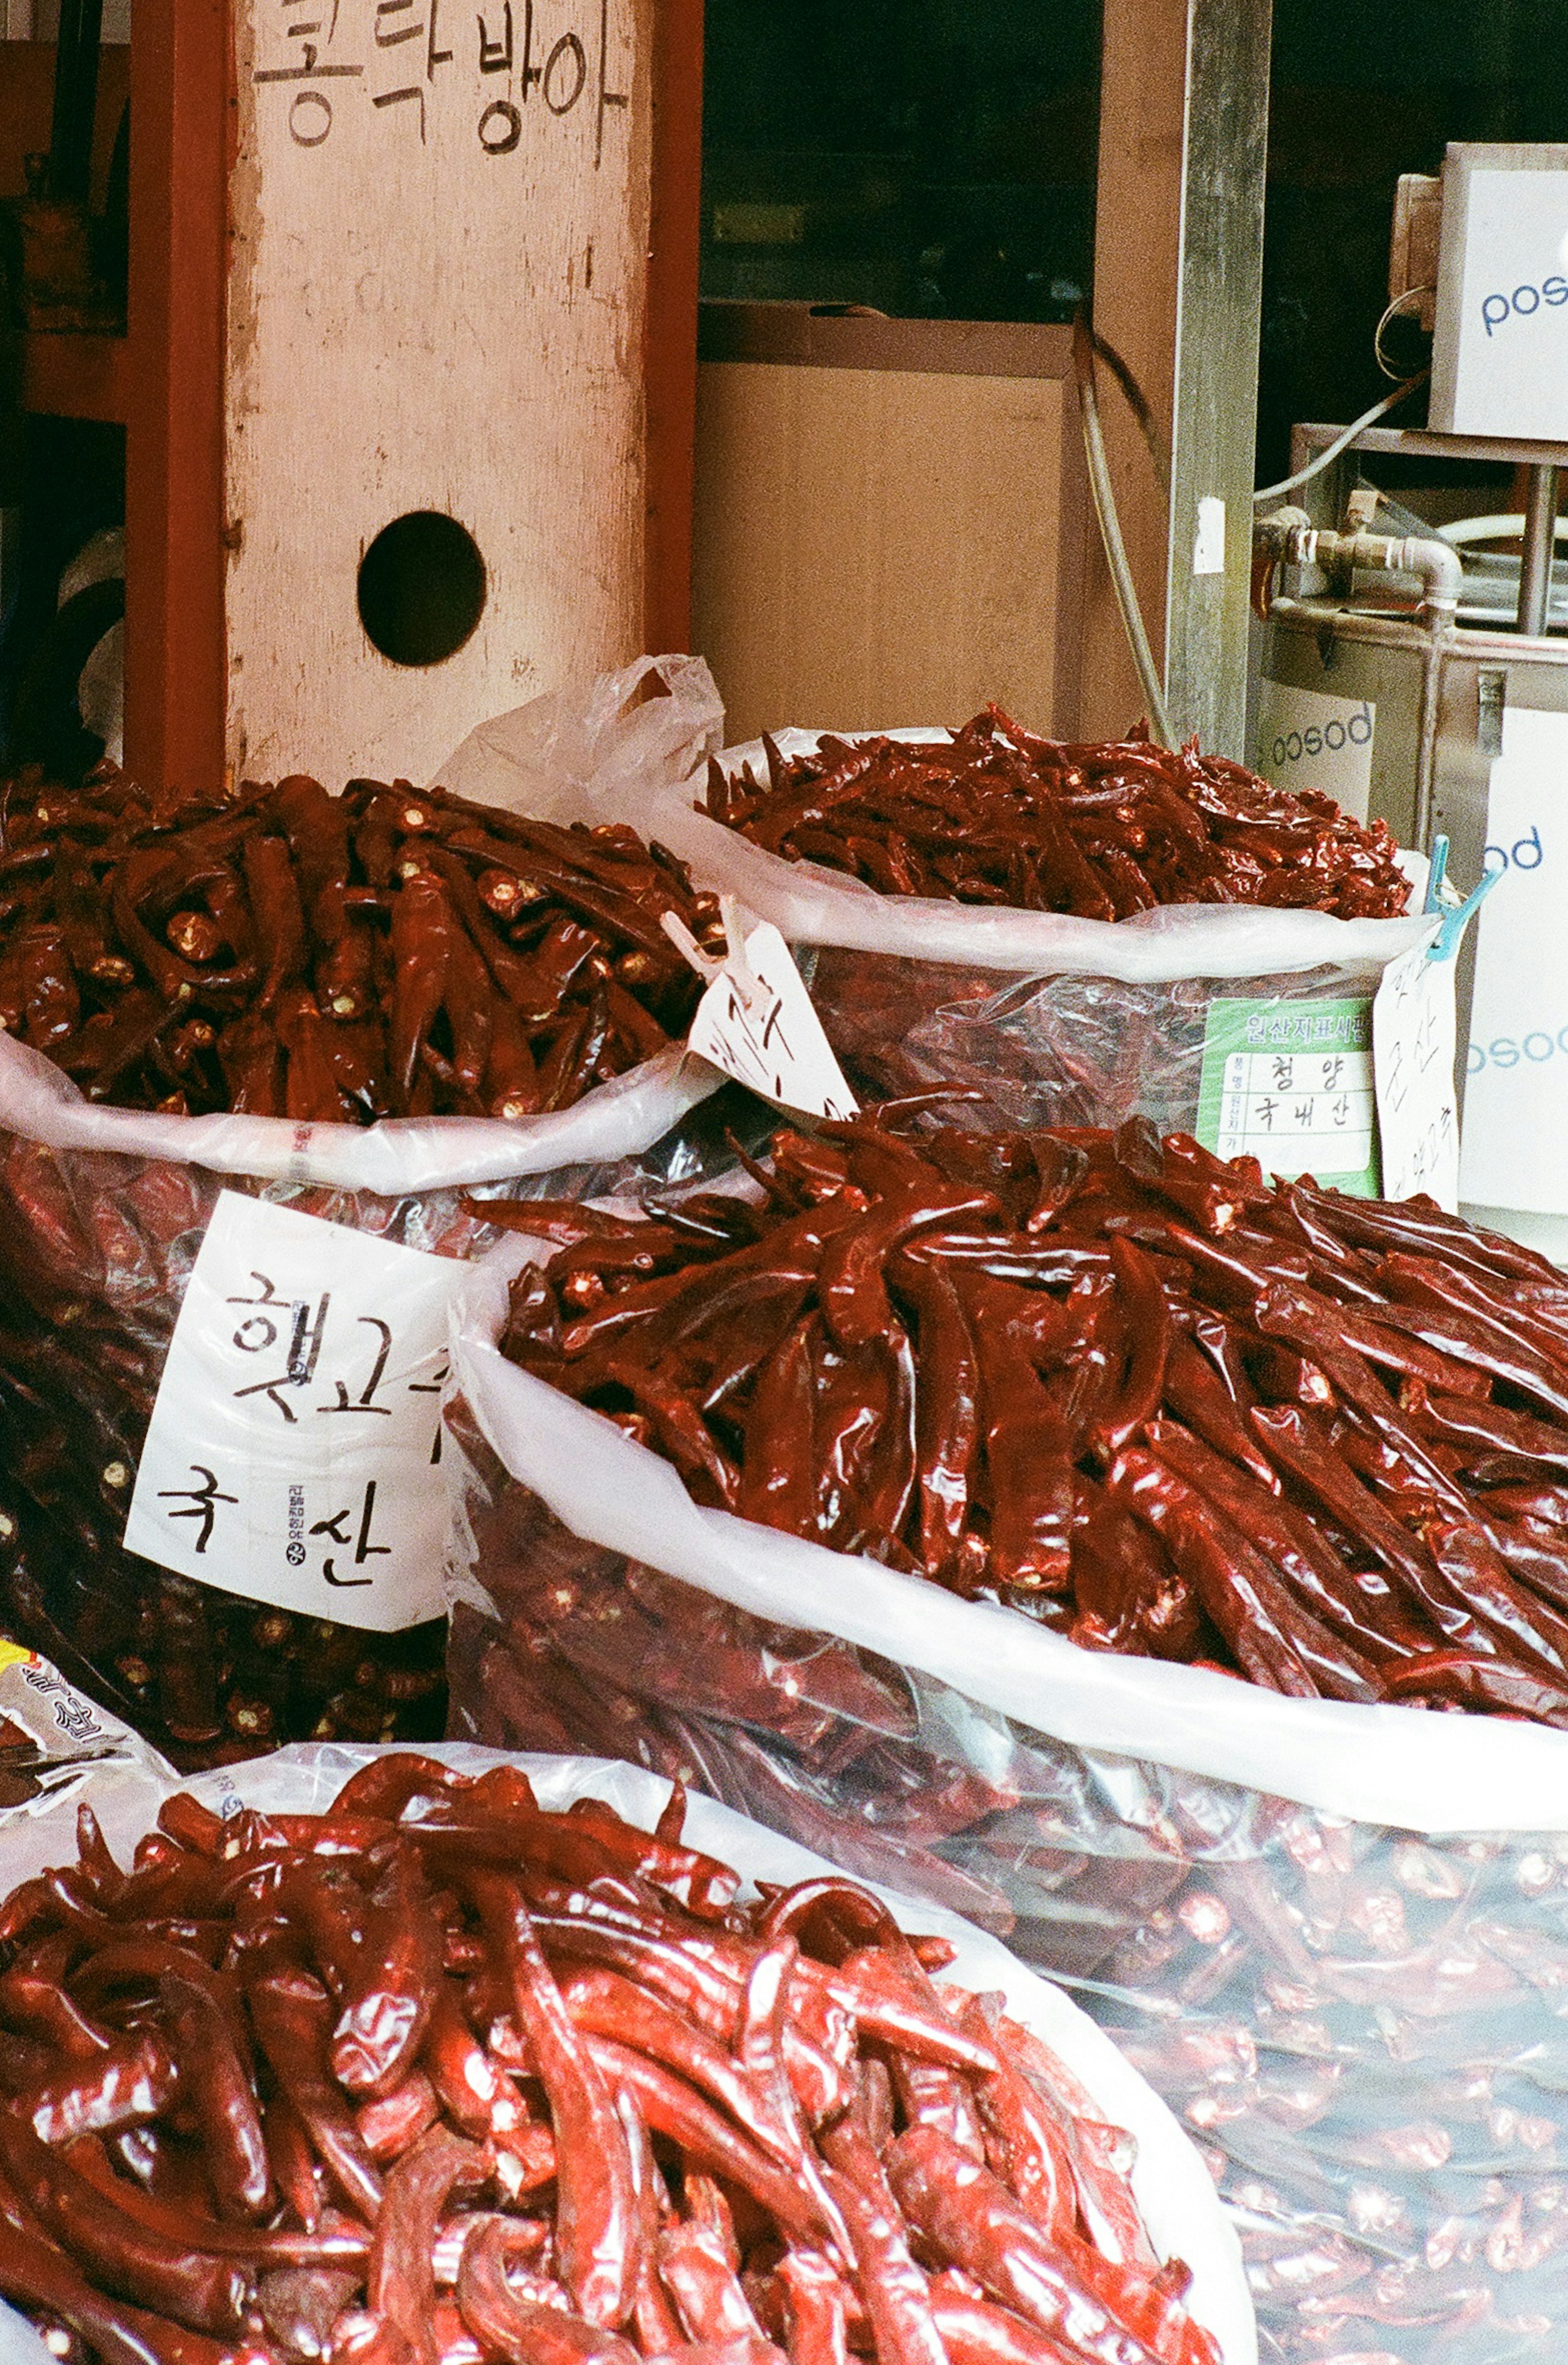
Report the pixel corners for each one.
[1253,507,1462,619]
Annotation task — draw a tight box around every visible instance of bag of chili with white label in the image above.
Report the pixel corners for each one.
[443,1149,1568,2365]
[0,660,728,1763]
[0,1737,1250,2365]
[439,692,1439,1162]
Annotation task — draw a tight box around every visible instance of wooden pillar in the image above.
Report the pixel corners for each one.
[1165,0,1272,759]
[225,0,662,787]
[1083,0,1271,756]
[644,0,703,654]
[123,0,229,792]
[123,0,700,793]
[1078,0,1186,743]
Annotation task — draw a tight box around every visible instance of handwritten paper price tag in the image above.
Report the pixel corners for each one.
[123,1194,465,1633]
[686,919,859,1121]
[1373,935,1460,1210]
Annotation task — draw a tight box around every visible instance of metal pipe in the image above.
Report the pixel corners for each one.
[1517,463,1559,638]
[1254,513,1462,619]
[1073,315,1176,751]
[1412,613,1452,855]
[1263,593,1506,662]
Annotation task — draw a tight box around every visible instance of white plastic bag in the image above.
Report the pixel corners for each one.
[0,1026,712,1196]
[1,656,731,1198]
[687,732,1443,1158]
[449,1245,1568,1839]
[0,1640,173,1892]
[602,725,1436,984]
[437,649,726,846]
[446,1245,1568,2365]
[442,696,1431,984]
[0,1731,1252,2365]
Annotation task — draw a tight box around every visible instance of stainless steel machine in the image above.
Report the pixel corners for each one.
[1252,143,1568,1254]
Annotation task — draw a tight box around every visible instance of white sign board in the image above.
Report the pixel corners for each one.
[1459,705,1568,1215]
[1192,496,1225,577]
[125,1195,463,1631]
[1430,149,1568,441]
[1252,681,1376,822]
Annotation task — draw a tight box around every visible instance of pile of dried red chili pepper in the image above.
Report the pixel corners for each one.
[0,767,719,1119]
[0,1753,1218,2365]
[703,712,1410,920]
[493,1107,1568,1726]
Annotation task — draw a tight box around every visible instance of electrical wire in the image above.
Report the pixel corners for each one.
[1251,370,1429,506]
[1374,285,1435,381]
[1071,310,1176,750]
[1078,285,1430,723]
[1085,326,1171,506]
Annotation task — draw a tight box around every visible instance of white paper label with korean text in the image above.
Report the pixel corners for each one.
[1461,706,1568,1216]
[1373,934,1459,1211]
[1253,681,1376,822]
[1196,998,1378,1193]
[124,1194,463,1631]
[688,919,859,1120]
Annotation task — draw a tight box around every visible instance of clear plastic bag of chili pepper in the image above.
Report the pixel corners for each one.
[439,700,1439,1132]
[0,658,741,1768]
[0,1074,768,1769]
[0,1734,1254,2365]
[443,1136,1568,2365]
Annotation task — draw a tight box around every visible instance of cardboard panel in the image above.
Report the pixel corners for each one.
[693,350,1080,745]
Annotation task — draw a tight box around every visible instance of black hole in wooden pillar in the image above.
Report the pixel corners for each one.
[357,511,487,667]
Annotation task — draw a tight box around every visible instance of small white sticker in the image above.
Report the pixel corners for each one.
[1192,496,1226,576]
[687,920,859,1120]
[1253,681,1377,823]
[1374,935,1459,1211]
[124,1194,465,1633]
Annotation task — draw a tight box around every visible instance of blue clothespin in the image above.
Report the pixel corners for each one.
[1423,834,1450,915]
[1423,836,1502,961]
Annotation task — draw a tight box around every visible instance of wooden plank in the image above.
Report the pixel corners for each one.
[1078,0,1186,741]
[699,306,1077,382]
[692,359,1075,746]
[225,0,657,788]
[123,0,228,793]
[642,0,702,654]
[21,329,128,422]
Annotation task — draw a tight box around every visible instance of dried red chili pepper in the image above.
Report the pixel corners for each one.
[0,1760,1211,2365]
[0,766,715,1119]
[494,1111,1568,1726]
[708,709,1409,921]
